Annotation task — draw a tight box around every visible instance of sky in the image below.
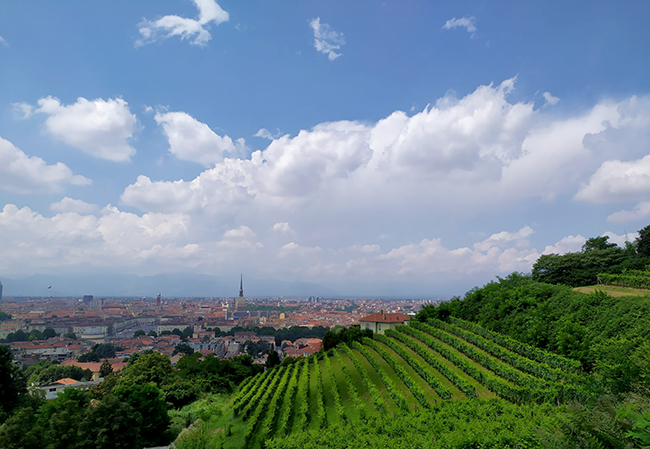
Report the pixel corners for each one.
[0,0,649,297]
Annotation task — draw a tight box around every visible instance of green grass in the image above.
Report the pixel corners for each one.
[574,284,650,297]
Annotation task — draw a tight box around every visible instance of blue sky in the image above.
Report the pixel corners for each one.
[0,0,649,296]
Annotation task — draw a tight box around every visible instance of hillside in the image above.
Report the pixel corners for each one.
[177,320,588,449]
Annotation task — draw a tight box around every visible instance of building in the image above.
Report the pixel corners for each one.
[0,280,3,303]
[39,378,102,400]
[358,311,411,334]
[234,274,247,313]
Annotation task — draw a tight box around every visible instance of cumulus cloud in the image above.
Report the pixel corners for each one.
[541,235,586,255]
[154,111,246,166]
[33,96,138,162]
[442,17,476,36]
[223,225,254,239]
[608,202,650,223]
[351,244,381,253]
[272,222,294,234]
[136,0,229,47]
[0,137,91,194]
[575,154,650,204]
[542,92,560,106]
[50,197,99,214]
[12,102,33,119]
[309,18,345,60]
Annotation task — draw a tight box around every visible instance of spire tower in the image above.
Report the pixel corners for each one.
[239,274,244,297]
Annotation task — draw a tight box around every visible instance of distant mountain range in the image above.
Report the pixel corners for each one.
[0,273,340,298]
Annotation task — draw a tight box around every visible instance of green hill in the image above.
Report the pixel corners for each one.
[178,320,589,449]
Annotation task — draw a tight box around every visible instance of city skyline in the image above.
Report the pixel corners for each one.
[1,1,649,297]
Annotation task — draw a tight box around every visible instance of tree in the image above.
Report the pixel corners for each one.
[147,330,158,338]
[173,343,194,356]
[0,345,26,416]
[133,330,145,338]
[0,312,11,321]
[99,361,113,378]
[38,388,89,449]
[636,225,650,257]
[41,328,57,339]
[118,351,174,387]
[582,236,618,252]
[113,383,170,447]
[76,395,141,449]
[266,350,281,369]
[63,332,77,340]
[0,406,43,448]
[181,326,194,340]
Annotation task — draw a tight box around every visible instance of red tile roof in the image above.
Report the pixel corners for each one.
[358,312,411,323]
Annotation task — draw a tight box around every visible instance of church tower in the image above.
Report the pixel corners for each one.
[235,274,247,312]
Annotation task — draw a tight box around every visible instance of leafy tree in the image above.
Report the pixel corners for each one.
[41,328,57,339]
[113,383,171,447]
[26,361,92,385]
[322,325,373,351]
[161,330,172,336]
[582,235,618,252]
[0,345,26,416]
[99,361,113,378]
[0,406,43,448]
[636,224,650,257]
[181,326,194,340]
[133,330,145,338]
[147,330,158,338]
[173,343,194,356]
[118,351,175,387]
[78,352,100,363]
[244,340,273,356]
[76,395,141,449]
[0,312,11,321]
[266,350,281,369]
[171,328,183,337]
[38,388,89,449]
[63,332,77,340]
[93,343,121,359]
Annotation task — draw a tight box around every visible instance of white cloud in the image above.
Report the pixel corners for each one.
[309,18,345,60]
[34,96,138,162]
[575,154,650,204]
[50,197,99,214]
[0,137,91,194]
[11,102,33,119]
[542,92,560,106]
[608,202,650,223]
[442,17,476,36]
[223,225,254,239]
[541,235,586,255]
[272,222,294,234]
[154,111,245,166]
[0,36,8,47]
[254,128,280,140]
[136,0,229,47]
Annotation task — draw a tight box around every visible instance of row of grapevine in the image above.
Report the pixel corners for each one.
[351,341,410,412]
[242,366,287,446]
[339,345,385,411]
[448,316,582,373]
[376,332,456,399]
[323,351,346,423]
[233,368,272,412]
[312,357,327,429]
[399,324,535,403]
[412,322,553,390]
[428,318,581,385]
[293,358,311,432]
[332,348,367,419]
[599,270,650,289]
[257,363,294,443]
[275,360,301,437]
[234,368,276,416]
[360,338,430,408]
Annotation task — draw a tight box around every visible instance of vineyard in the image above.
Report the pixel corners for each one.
[218,319,588,449]
[598,269,650,289]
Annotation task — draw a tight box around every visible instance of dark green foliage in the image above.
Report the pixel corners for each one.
[79,342,123,362]
[0,346,26,418]
[244,339,273,356]
[133,329,145,337]
[113,383,171,447]
[119,351,175,386]
[147,330,157,337]
[0,406,43,449]
[636,225,650,258]
[321,325,373,351]
[41,328,57,339]
[173,342,195,356]
[63,332,77,340]
[99,360,113,378]
[0,312,11,321]
[38,388,88,449]
[532,249,628,287]
[266,350,280,369]
[76,395,142,449]
[583,236,618,252]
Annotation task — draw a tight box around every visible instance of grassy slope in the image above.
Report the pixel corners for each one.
[574,284,650,297]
